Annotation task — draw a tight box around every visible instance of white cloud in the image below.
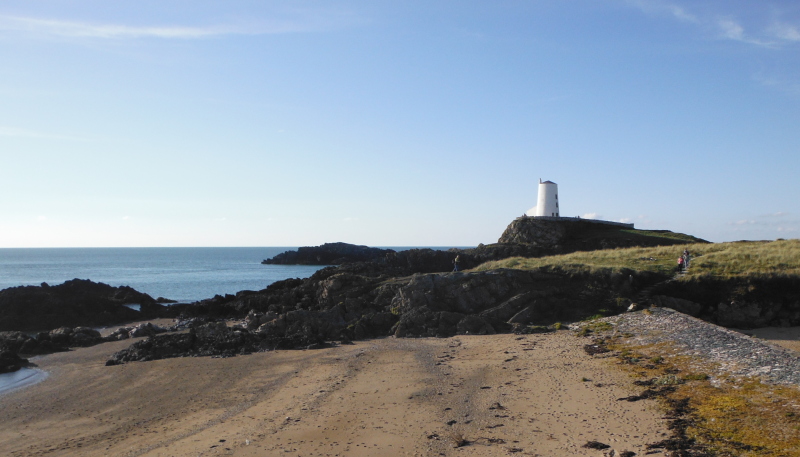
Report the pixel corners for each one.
[582,213,602,220]
[622,1,799,48]
[762,211,790,218]
[623,0,698,23]
[717,18,744,40]
[769,23,800,42]
[715,18,774,47]
[732,219,757,225]
[0,11,359,40]
[37,215,47,221]
[0,16,228,38]
[619,218,633,223]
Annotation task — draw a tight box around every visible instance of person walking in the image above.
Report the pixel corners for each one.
[677,255,685,273]
[683,250,691,269]
[452,255,460,272]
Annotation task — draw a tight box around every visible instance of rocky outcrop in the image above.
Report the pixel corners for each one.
[650,276,800,328]
[0,350,29,374]
[0,327,103,356]
[262,242,395,265]
[107,266,661,364]
[106,321,292,365]
[498,218,568,246]
[105,322,170,341]
[498,218,707,252]
[0,279,171,332]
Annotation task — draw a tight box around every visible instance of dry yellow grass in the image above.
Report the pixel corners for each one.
[594,335,800,457]
[475,239,800,279]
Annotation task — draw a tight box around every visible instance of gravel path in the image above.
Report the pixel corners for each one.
[600,307,800,387]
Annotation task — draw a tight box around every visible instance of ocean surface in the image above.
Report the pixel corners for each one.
[0,247,461,303]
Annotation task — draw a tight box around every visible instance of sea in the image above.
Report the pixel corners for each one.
[0,246,462,303]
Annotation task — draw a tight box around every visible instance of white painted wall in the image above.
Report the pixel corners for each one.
[535,179,559,217]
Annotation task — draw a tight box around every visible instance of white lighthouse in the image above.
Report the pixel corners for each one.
[528,179,559,217]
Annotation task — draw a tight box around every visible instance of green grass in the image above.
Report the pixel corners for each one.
[619,229,705,243]
[474,239,800,279]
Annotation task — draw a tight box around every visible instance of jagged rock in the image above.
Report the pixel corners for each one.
[715,300,775,328]
[0,326,103,357]
[262,242,395,265]
[649,296,702,317]
[0,279,171,332]
[129,322,167,338]
[498,218,706,251]
[499,218,567,246]
[456,315,496,335]
[0,350,28,374]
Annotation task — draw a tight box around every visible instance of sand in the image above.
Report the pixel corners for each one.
[0,330,670,456]
[738,326,800,354]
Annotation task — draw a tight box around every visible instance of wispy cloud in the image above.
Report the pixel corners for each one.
[0,11,358,40]
[0,125,90,141]
[623,0,800,48]
[727,212,799,235]
[716,18,775,47]
[623,0,698,24]
[769,23,800,42]
[753,72,800,97]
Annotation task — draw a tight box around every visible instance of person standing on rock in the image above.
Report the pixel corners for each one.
[453,255,460,272]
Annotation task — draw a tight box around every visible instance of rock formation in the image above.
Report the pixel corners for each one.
[0,279,171,332]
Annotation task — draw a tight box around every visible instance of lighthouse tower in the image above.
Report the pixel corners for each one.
[534,179,559,217]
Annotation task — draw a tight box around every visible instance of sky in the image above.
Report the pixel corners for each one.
[1,0,799,247]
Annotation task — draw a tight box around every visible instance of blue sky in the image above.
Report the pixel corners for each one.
[1,0,798,247]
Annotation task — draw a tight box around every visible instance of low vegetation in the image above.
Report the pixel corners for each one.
[589,334,800,457]
[475,239,800,279]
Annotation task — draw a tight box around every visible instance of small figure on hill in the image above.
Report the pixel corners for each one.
[677,255,685,273]
[682,249,691,269]
[453,255,460,272]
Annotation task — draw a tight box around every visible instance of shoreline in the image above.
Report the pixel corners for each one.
[0,330,669,457]
[0,367,48,396]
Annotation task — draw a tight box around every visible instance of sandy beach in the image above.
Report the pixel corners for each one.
[0,329,671,457]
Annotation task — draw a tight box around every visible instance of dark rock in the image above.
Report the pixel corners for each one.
[582,441,611,450]
[650,296,702,317]
[457,315,495,335]
[0,279,172,332]
[499,218,707,251]
[263,242,395,265]
[0,350,29,374]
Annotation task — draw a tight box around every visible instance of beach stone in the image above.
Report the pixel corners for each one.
[0,350,28,374]
[129,322,167,338]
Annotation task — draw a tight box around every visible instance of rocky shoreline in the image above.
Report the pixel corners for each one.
[2,219,797,370]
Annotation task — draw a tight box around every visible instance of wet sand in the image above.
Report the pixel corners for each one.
[0,331,669,456]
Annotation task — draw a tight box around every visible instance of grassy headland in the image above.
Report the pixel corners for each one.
[475,238,800,279]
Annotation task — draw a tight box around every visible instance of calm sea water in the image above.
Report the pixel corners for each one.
[0,247,460,303]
